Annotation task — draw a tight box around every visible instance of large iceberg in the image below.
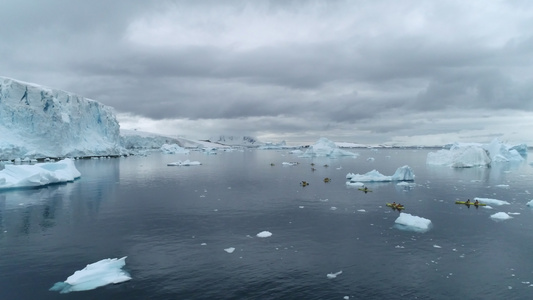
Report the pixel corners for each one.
[346,165,415,183]
[300,138,358,158]
[427,139,526,168]
[0,158,80,190]
[0,77,122,160]
[49,257,131,293]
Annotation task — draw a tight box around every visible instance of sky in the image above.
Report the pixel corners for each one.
[1,0,533,146]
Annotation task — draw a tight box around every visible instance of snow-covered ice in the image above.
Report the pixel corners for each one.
[394,213,432,233]
[257,231,272,238]
[300,138,358,158]
[160,143,190,154]
[474,197,510,206]
[167,160,201,166]
[490,212,513,221]
[346,165,415,183]
[0,158,80,190]
[49,257,131,293]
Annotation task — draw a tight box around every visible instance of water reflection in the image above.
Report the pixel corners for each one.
[0,158,120,238]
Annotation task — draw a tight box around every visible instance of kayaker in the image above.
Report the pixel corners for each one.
[465,199,471,204]
[392,202,397,207]
[474,199,479,205]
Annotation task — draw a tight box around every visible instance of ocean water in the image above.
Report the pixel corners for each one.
[0,148,532,300]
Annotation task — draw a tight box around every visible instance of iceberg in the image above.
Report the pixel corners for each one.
[346,165,415,183]
[300,138,358,158]
[167,160,201,166]
[0,158,80,190]
[0,77,122,160]
[427,139,526,168]
[49,257,131,294]
[394,213,432,233]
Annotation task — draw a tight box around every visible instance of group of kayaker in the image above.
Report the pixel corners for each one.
[391,202,404,209]
[465,199,480,206]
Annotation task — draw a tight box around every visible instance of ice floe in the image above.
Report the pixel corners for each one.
[49,257,131,293]
[526,200,533,207]
[490,212,512,221]
[224,247,236,253]
[0,158,80,190]
[257,231,272,238]
[167,160,202,166]
[474,197,510,206]
[300,138,358,158]
[394,213,432,233]
[346,165,415,183]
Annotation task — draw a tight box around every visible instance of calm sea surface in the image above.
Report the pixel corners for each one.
[1,148,532,300]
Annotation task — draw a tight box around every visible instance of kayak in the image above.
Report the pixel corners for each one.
[386,203,405,210]
[358,188,372,192]
[455,201,486,206]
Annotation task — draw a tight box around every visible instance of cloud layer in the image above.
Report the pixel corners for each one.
[2,0,533,145]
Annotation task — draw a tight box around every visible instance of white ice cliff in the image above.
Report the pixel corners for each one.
[0,77,122,160]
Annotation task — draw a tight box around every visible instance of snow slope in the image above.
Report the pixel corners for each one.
[0,77,122,160]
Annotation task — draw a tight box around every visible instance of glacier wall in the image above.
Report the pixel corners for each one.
[0,77,122,160]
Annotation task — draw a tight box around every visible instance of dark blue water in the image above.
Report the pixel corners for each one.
[1,149,532,299]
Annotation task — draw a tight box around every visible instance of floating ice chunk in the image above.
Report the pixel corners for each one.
[495,184,510,189]
[367,157,375,161]
[257,231,272,238]
[490,212,512,221]
[394,213,432,233]
[300,138,358,158]
[357,209,366,212]
[345,181,365,187]
[0,158,80,190]
[507,212,520,215]
[433,245,442,248]
[474,197,510,206]
[167,159,201,166]
[49,257,131,293]
[327,270,343,279]
[282,162,298,166]
[346,165,415,182]
[526,200,533,207]
[224,247,235,253]
[160,143,189,154]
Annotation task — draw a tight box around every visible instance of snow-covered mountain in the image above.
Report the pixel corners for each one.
[208,135,263,147]
[0,77,122,160]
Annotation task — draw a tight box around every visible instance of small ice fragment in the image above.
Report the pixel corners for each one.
[344,296,349,300]
[433,245,442,248]
[299,206,304,208]
[357,209,366,212]
[224,247,235,253]
[330,207,337,210]
[257,231,272,238]
[327,270,343,279]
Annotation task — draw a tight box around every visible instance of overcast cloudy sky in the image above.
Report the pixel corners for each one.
[2,0,533,145]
